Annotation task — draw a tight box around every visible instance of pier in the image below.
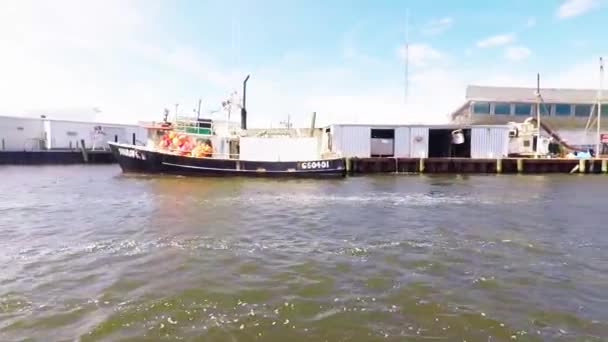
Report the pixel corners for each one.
[0,150,115,165]
[347,157,608,175]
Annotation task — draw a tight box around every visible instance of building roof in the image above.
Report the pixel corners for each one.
[329,123,510,129]
[466,85,600,104]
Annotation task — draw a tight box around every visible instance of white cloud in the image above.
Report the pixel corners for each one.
[526,17,537,28]
[557,0,599,18]
[422,17,454,35]
[1,0,607,129]
[399,43,442,68]
[505,46,532,61]
[476,34,515,48]
[546,55,607,88]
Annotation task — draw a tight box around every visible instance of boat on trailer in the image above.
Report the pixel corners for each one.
[109,82,346,178]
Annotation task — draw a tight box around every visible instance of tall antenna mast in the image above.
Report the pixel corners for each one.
[404,8,410,105]
[536,73,541,158]
[597,57,604,158]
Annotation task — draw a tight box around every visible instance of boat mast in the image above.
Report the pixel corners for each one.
[597,57,604,158]
[197,99,202,120]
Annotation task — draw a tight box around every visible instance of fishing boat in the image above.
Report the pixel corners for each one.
[109,77,346,178]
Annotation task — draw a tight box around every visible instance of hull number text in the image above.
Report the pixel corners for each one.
[300,161,330,169]
[118,148,146,160]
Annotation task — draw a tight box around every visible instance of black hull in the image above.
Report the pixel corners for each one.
[109,143,346,178]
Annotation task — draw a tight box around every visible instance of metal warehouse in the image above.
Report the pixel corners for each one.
[0,115,146,151]
[326,124,510,159]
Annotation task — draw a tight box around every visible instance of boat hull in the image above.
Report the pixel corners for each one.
[109,143,346,178]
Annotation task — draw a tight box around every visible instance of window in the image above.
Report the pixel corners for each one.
[493,103,511,115]
[574,104,592,117]
[540,103,552,116]
[472,102,490,114]
[371,129,395,139]
[555,104,571,116]
[601,103,608,117]
[514,103,532,116]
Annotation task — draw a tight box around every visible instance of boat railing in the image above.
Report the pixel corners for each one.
[172,117,213,136]
[159,146,240,159]
[172,117,241,137]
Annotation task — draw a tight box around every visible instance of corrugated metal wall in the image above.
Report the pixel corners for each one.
[0,117,44,151]
[329,125,512,159]
[471,127,509,158]
[46,121,144,149]
[47,121,124,149]
[332,125,371,157]
[410,127,429,158]
[394,127,411,157]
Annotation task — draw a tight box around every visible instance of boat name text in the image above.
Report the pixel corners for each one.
[300,161,330,169]
[118,148,146,160]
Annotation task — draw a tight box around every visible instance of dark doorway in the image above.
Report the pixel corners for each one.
[428,129,471,158]
[370,129,395,157]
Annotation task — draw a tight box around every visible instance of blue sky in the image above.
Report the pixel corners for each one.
[0,0,606,126]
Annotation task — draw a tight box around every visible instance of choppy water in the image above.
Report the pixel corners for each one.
[0,165,607,341]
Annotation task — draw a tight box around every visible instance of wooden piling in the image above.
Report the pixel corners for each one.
[344,157,608,175]
[1,138,4,151]
[132,133,136,145]
[517,159,523,173]
[80,139,88,163]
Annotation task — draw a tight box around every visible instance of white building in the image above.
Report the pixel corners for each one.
[0,115,146,151]
[325,124,510,159]
[451,85,606,147]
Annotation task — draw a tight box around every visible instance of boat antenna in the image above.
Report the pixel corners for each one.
[197,99,202,120]
[280,114,292,129]
[597,57,604,158]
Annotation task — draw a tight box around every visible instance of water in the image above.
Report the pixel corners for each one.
[1,165,607,341]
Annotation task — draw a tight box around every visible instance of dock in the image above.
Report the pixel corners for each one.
[347,157,608,175]
[0,150,115,165]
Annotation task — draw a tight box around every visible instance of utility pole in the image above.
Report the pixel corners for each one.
[597,57,604,158]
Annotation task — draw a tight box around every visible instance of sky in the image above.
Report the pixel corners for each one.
[0,0,607,127]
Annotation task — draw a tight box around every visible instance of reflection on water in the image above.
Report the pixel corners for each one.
[0,165,607,341]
